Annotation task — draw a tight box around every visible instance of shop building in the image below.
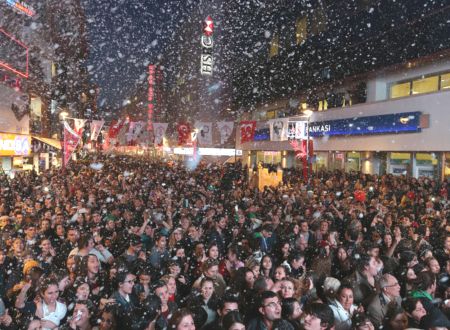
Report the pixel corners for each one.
[238,58,450,180]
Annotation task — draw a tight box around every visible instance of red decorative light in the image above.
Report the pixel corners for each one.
[203,16,214,36]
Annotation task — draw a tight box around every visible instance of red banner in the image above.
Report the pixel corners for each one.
[239,121,256,143]
[63,121,80,166]
[108,119,125,139]
[177,123,191,145]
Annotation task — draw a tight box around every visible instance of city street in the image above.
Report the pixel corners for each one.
[1,1,450,330]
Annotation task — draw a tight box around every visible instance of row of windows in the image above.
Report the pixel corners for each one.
[268,0,379,59]
[390,72,450,99]
[269,10,323,59]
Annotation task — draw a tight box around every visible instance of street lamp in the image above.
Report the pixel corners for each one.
[302,109,313,183]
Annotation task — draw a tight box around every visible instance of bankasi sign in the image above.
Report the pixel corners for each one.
[200,16,214,76]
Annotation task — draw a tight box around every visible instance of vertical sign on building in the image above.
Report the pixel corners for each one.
[147,65,155,131]
[200,16,214,76]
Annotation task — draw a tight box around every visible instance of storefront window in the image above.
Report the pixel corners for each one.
[390,81,410,98]
[412,76,439,95]
[414,152,437,178]
[313,152,328,171]
[445,153,450,179]
[329,152,344,171]
[346,152,360,172]
[441,73,450,90]
[389,152,411,176]
[256,151,281,166]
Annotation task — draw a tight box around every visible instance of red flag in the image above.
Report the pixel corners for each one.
[63,121,80,166]
[239,121,256,143]
[108,119,125,139]
[177,123,191,145]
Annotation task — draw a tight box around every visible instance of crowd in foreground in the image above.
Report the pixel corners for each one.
[0,154,449,330]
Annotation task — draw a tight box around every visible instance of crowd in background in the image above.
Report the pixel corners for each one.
[0,154,449,330]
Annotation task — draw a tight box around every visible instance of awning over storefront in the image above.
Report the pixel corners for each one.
[32,136,62,152]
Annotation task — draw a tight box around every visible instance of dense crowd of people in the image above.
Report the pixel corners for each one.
[0,154,449,330]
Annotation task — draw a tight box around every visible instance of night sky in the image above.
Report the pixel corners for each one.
[82,0,191,109]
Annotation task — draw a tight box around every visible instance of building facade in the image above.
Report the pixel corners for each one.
[0,0,91,173]
[230,0,450,180]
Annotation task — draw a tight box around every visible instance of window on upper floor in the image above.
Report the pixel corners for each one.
[441,73,450,90]
[295,17,307,45]
[269,34,280,59]
[390,81,411,98]
[390,71,449,99]
[309,6,328,36]
[412,76,439,95]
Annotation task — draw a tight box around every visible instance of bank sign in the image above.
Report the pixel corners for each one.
[200,16,214,76]
[308,111,422,137]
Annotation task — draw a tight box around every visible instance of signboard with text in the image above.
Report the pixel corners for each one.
[200,16,214,76]
[307,112,422,137]
[0,133,30,156]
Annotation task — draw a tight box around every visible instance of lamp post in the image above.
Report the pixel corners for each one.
[58,111,70,168]
[302,109,313,183]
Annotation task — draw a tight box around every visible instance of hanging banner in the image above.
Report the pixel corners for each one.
[269,118,289,141]
[90,120,104,141]
[63,121,80,166]
[73,118,87,136]
[126,121,145,145]
[217,121,234,145]
[194,121,213,145]
[177,122,191,146]
[116,121,129,146]
[287,121,308,140]
[239,121,256,143]
[153,122,168,145]
[108,119,125,139]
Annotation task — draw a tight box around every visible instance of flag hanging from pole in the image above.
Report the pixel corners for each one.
[177,122,191,145]
[239,121,256,143]
[217,121,234,145]
[153,123,168,145]
[63,121,80,166]
[269,118,289,141]
[73,118,87,136]
[90,120,105,141]
[194,121,213,145]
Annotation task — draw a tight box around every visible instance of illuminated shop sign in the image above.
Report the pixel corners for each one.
[0,29,29,78]
[0,134,30,156]
[173,147,242,156]
[308,112,422,137]
[200,16,214,76]
[4,0,36,17]
[4,0,35,16]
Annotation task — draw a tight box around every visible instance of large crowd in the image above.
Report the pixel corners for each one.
[0,154,449,330]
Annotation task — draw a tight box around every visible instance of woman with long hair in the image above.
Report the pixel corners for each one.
[281,297,302,329]
[15,277,67,329]
[260,254,274,278]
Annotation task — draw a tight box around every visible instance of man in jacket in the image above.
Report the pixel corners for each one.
[367,273,402,328]
[247,291,281,330]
